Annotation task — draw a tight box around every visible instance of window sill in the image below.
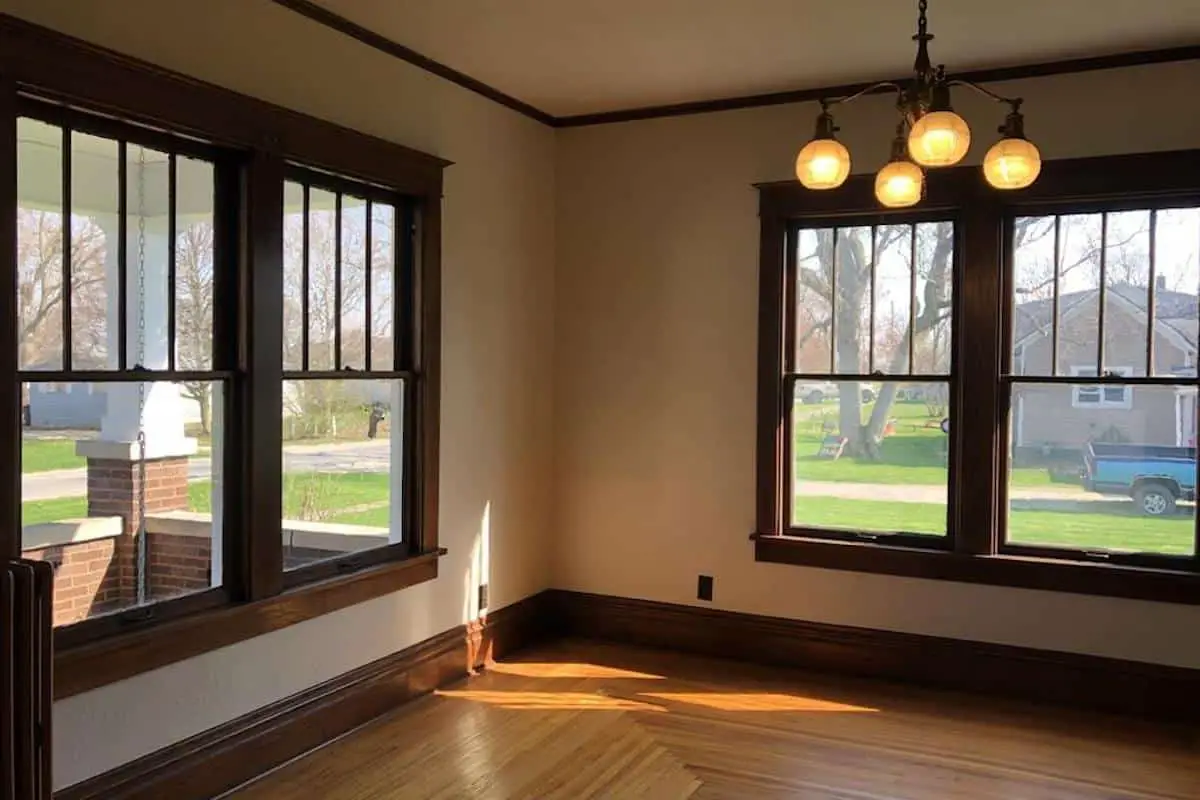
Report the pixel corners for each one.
[754,535,1200,605]
[54,548,445,699]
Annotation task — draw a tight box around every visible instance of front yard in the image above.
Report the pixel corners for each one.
[792,496,1194,556]
[21,471,391,528]
[792,399,1195,556]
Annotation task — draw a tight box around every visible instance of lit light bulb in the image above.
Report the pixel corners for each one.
[795,138,851,190]
[908,110,971,167]
[874,160,924,208]
[983,137,1042,190]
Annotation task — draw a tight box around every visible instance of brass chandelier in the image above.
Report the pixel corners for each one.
[795,0,1042,207]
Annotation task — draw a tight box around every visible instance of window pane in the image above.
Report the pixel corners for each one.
[340,195,367,370]
[832,227,872,374]
[871,224,912,374]
[1057,213,1103,376]
[70,131,118,370]
[370,203,396,371]
[307,188,337,370]
[791,379,950,537]
[282,378,404,569]
[20,380,223,627]
[125,145,171,369]
[283,181,305,370]
[915,221,954,374]
[1103,210,1152,376]
[1007,382,1196,556]
[175,156,215,371]
[1153,208,1200,377]
[795,227,833,373]
[1011,216,1057,375]
[17,117,64,371]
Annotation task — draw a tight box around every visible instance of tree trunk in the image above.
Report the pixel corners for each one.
[197,389,211,436]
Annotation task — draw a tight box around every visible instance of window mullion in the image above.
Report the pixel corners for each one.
[222,151,285,601]
[955,198,1003,556]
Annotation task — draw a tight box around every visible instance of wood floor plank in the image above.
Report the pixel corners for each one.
[230,639,1200,799]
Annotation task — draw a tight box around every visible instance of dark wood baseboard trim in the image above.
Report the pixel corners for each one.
[56,592,553,800]
[548,590,1200,723]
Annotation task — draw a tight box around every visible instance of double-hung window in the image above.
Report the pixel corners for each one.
[0,26,446,698]
[755,153,1200,603]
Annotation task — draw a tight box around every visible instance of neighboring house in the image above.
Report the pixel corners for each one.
[26,355,204,430]
[1011,279,1197,453]
[28,381,106,429]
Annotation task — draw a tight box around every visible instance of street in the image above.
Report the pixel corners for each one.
[21,440,392,501]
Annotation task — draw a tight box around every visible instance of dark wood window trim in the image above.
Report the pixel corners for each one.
[755,150,1200,605]
[0,15,447,692]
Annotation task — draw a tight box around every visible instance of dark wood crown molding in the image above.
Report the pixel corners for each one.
[558,45,1200,127]
[269,0,557,127]
[264,2,1200,130]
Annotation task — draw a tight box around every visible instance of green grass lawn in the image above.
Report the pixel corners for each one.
[793,496,1194,556]
[793,400,1056,488]
[21,439,85,473]
[21,471,391,528]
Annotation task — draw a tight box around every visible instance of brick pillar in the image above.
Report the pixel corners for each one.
[78,442,194,605]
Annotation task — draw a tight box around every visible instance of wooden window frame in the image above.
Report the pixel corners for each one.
[754,149,1200,606]
[0,14,446,697]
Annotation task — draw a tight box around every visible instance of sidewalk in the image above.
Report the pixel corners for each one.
[796,480,1121,506]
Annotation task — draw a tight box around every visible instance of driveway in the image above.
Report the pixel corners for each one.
[21,440,392,501]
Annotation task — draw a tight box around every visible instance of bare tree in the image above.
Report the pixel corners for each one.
[17,210,108,370]
[175,221,215,433]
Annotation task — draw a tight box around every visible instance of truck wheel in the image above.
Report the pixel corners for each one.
[1134,483,1176,517]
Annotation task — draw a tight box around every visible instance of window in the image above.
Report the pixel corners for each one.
[788,221,955,544]
[0,30,445,697]
[1069,366,1132,409]
[280,174,417,577]
[755,159,1200,604]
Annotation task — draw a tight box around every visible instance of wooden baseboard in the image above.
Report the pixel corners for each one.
[56,592,552,800]
[547,590,1200,723]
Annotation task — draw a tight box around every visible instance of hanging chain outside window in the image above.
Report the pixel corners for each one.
[135,145,149,606]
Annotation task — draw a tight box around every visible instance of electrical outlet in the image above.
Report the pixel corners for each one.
[478,583,489,610]
[697,575,714,602]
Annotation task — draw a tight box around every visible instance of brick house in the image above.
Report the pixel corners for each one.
[1011,279,1197,453]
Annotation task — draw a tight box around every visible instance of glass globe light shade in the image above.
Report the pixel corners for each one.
[907,110,971,167]
[795,138,851,190]
[983,137,1042,190]
[874,160,924,208]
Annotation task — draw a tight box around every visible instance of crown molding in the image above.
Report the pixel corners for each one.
[269,1,1200,129]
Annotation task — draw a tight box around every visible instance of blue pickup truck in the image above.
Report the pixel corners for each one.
[1082,442,1196,516]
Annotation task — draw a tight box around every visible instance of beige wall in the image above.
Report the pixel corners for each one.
[554,61,1200,669]
[0,0,555,790]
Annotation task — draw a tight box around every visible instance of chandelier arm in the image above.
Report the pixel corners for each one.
[825,81,905,108]
[945,78,1023,109]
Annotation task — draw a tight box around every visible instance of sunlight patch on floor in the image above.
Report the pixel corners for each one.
[436,689,667,712]
[641,692,878,712]
[488,661,666,680]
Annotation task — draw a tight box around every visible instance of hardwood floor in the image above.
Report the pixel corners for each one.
[230,639,1200,799]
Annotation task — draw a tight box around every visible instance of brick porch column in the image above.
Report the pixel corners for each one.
[76,440,197,604]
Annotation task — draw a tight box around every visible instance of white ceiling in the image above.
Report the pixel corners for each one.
[308,0,1200,118]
